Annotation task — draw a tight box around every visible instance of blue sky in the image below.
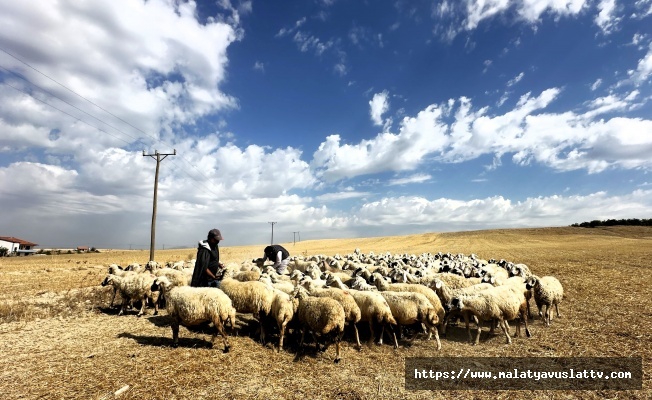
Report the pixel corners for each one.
[1,0,651,249]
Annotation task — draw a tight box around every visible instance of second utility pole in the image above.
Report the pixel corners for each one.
[144,149,176,262]
[268,221,277,244]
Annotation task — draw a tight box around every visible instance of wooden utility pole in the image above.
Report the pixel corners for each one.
[143,149,176,261]
[268,222,277,245]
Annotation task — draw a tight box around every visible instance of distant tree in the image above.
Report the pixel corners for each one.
[571,218,652,228]
[0,247,8,257]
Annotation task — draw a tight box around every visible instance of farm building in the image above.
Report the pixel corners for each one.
[0,236,39,256]
[77,246,89,252]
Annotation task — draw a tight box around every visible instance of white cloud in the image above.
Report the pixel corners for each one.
[388,174,432,186]
[590,78,603,91]
[354,190,652,230]
[369,91,390,126]
[313,86,652,181]
[253,61,265,72]
[627,43,652,85]
[316,191,371,202]
[595,0,620,34]
[438,0,589,39]
[507,72,525,87]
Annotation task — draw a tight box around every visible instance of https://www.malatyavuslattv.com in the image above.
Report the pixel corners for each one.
[405,357,642,390]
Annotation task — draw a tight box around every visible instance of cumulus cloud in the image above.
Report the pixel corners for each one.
[313,86,652,181]
[595,0,620,34]
[369,91,390,126]
[354,190,652,231]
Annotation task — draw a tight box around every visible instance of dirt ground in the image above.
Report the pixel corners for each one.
[0,226,650,399]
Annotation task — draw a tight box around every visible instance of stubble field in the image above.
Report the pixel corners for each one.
[0,226,650,399]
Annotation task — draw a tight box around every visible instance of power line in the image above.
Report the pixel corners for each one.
[0,47,236,203]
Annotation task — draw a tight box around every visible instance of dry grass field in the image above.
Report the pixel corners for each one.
[1,226,650,399]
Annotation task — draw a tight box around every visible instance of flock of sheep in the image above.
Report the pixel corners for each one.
[100,249,564,363]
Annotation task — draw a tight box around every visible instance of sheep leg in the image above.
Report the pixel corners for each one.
[299,327,307,350]
[555,303,561,318]
[474,320,482,345]
[368,321,376,345]
[212,318,230,352]
[502,320,512,344]
[258,311,266,344]
[463,312,473,343]
[171,320,180,348]
[334,338,341,364]
[430,325,442,351]
[387,324,399,349]
[545,306,552,326]
[351,322,361,351]
[278,320,287,352]
[137,296,147,317]
[109,289,117,308]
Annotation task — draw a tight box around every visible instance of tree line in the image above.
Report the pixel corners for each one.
[570,218,652,228]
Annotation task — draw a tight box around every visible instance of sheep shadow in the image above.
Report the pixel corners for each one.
[117,332,213,349]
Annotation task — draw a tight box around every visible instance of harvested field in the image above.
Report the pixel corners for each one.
[1,226,650,399]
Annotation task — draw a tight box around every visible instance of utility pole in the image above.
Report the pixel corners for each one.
[293,231,300,246]
[268,222,277,245]
[144,149,176,262]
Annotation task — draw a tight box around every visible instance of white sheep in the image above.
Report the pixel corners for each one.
[101,273,159,317]
[269,288,297,351]
[302,280,363,350]
[432,278,493,336]
[325,274,398,346]
[377,291,441,350]
[152,276,235,351]
[525,275,564,326]
[449,284,530,345]
[370,272,445,335]
[218,270,275,343]
[259,273,296,295]
[106,264,135,308]
[293,286,346,363]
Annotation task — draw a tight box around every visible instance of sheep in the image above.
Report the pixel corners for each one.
[268,288,297,351]
[218,270,275,343]
[231,267,262,282]
[290,258,319,274]
[151,276,235,352]
[449,284,531,345]
[101,273,159,317]
[370,272,445,335]
[302,280,363,350]
[325,274,397,346]
[377,291,441,350]
[106,264,135,308]
[431,278,493,336]
[525,275,564,326]
[350,276,377,291]
[509,263,532,278]
[150,267,192,288]
[292,286,346,363]
[259,273,296,295]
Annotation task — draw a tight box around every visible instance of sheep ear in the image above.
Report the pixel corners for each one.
[435,280,442,289]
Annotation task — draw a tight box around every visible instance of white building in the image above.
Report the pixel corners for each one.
[0,236,39,256]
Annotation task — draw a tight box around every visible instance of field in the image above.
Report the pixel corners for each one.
[1,226,650,399]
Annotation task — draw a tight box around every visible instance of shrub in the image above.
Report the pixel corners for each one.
[0,247,8,257]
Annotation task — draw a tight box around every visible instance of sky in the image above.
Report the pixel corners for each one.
[1,0,651,250]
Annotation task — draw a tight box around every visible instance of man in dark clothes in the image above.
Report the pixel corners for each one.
[261,244,290,274]
[191,228,224,287]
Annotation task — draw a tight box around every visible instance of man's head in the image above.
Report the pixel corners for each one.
[207,228,223,243]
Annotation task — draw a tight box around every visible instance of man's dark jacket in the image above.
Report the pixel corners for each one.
[191,240,220,287]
